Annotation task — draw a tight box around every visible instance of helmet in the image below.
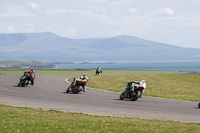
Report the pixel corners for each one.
[81,75,87,80]
[139,80,145,85]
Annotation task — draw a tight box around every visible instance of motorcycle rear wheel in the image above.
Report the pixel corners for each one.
[131,91,141,101]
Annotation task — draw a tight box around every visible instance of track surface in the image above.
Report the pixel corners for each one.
[0,75,199,123]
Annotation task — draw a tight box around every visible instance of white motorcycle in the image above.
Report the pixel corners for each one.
[120,80,146,101]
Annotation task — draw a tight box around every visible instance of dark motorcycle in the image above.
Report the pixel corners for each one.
[18,75,30,87]
[95,67,102,75]
[120,80,146,101]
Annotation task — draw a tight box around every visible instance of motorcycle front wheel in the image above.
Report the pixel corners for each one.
[119,92,125,100]
[66,87,70,93]
[131,91,141,101]
[21,82,25,87]
[198,102,200,108]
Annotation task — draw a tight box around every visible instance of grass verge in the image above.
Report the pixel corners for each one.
[87,73,200,101]
[0,104,200,133]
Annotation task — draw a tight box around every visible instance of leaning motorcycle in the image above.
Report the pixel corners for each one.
[18,75,30,87]
[66,78,87,94]
[120,80,146,101]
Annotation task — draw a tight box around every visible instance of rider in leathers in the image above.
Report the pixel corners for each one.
[74,75,88,92]
[125,80,146,96]
[23,69,36,86]
[96,66,102,75]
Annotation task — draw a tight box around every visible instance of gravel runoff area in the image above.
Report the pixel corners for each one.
[0,75,199,123]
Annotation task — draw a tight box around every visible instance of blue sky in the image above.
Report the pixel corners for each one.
[0,0,200,48]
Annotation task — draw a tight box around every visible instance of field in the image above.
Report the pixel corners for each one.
[0,69,200,132]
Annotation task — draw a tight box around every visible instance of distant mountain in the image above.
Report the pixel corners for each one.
[1,32,200,62]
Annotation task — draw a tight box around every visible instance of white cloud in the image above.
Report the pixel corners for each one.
[150,8,175,17]
[93,0,110,3]
[194,22,200,27]
[45,9,66,15]
[27,3,39,10]
[26,2,44,14]
[2,4,34,17]
[127,8,138,15]
[7,25,15,33]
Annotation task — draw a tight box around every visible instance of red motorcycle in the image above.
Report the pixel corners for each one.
[66,78,87,94]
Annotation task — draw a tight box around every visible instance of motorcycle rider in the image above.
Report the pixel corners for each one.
[96,66,102,75]
[29,69,36,85]
[74,75,88,92]
[23,69,36,86]
[125,80,146,96]
[23,71,32,81]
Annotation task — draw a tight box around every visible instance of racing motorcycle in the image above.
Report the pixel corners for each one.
[95,67,102,75]
[17,75,30,87]
[119,80,146,101]
[66,78,87,94]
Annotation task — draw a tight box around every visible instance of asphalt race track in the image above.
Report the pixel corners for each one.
[0,75,199,123]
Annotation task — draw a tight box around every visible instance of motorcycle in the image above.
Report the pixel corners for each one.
[95,67,102,75]
[119,80,146,101]
[18,75,30,87]
[66,78,87,94]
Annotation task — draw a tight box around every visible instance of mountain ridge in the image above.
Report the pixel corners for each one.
[0,32,200,62]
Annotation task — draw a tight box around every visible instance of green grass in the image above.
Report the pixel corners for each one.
[87,73,200,101]
[0,68,186,76]
[0,105,200,133]
[0,69,95,76]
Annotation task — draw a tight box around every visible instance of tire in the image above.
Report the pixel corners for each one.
[120,92,125,100]
[66,87,70,93]
[131,91,141,101]
[198,102,200,108]
[18,83,20,87]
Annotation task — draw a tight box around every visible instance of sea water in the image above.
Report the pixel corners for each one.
[55,61,200,72]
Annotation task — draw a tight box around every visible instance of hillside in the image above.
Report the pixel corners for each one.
[1,32,200,61]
